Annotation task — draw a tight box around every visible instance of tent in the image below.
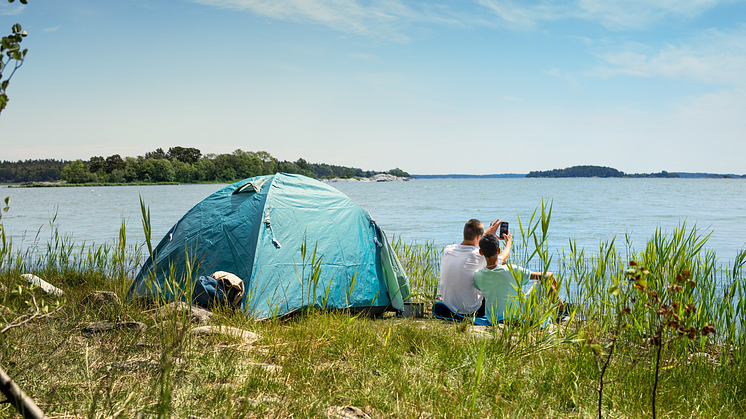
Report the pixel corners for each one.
[128,173,411,319]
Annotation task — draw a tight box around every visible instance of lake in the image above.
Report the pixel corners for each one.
[2,178,745,262]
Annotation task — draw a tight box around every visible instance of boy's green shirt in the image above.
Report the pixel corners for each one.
[474,264,532,323]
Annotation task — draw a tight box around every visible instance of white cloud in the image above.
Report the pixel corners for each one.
[588,25,746,86]
[475,0,731,30]
[189,0,438,42]
[576,0,722,29]
[44,25,62,33]
[349,52,379,61]
[0,4,24,16]
[189,0,741,42]
[547,67,579,87]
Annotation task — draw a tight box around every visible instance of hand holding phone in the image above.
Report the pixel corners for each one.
[499,221,509,239]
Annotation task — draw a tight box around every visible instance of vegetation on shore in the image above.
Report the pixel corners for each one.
[527,165,682,178]
[0,199,744,418]
[0,147,410,185]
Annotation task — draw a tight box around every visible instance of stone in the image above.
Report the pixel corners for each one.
[234,395,280,406]
[21,273,64,296]
[156,302,213,325]
[103,359,159,371]
[80,291,122,310]
[190,325,260,344]
[244,362,282,373]
[82,321,147,336]
[324,406,371,419]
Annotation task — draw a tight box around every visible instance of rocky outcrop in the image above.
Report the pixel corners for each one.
[322,174,410,183]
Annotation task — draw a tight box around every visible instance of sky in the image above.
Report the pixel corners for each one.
[1,0,745,175]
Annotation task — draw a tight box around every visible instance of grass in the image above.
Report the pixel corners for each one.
[0,201,745,418]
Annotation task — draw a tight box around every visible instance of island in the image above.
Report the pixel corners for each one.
[1,147,411,186]
[526,165,680,178]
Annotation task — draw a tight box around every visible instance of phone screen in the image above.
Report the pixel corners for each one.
[499,222,509,238]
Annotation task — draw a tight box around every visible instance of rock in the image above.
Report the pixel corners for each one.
[324,406,371,419]
[80,291,122,310]
[235,395,280,406]
[82,321,147,336]
[244,362,282,373]
[156,302,213,325]
[190,325,260,344]
[21,273,64,296]
[322,174,410,183]
[103,359,159,371]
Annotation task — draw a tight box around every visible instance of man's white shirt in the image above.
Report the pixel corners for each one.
[438,244,486,314]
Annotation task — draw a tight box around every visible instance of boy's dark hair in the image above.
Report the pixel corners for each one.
[463,219,485,241]
[479,234,500,258]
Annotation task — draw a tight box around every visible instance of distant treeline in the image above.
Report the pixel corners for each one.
[0,159,71,183]
[526,165,681,178]
[0,147,409,184]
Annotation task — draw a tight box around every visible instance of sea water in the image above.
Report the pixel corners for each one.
[1,178,745,262]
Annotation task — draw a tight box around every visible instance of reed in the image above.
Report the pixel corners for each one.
[0,198,744,417]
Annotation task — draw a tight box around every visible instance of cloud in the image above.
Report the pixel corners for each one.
[0,4,24,16]
[189,0,441,42]
[189,0,739,42]
[349,52,379,61]
[547,67,579,87]
[44,25,62,33]
[576,0,723,29]
[588,25,746,86]
[475,0,729,30]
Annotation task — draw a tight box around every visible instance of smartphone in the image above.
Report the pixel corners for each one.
[499,221,509,239]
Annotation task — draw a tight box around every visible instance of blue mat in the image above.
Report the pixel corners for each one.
[431,302,493,326]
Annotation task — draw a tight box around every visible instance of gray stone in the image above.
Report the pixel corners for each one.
[235,395,280,406]
[156,302,213,325]
[21,273,64,296]
[324,406,371,419]
[80,291,122,310]
[103,359,159,371]
[82,321,147,336]
[190,325,260,344]
[244,362,282,373]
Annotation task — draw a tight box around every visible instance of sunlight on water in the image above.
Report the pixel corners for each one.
[2,178,745,261]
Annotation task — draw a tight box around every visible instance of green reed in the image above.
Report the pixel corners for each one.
[1,197,745,417]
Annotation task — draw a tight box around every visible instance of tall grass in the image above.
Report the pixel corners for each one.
[0,199,744,417]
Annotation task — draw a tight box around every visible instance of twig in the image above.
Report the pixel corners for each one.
[0,296,63,334]
[0,365,47,419]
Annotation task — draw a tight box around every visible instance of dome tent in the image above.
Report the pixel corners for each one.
[128,173,411,319]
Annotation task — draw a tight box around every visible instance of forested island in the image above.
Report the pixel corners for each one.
[0,147,410,185]
[526,165,682,178]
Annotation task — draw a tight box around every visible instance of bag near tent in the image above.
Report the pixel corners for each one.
[128,173,411,319]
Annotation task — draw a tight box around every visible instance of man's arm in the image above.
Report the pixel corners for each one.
[530,271,557,296]
[499,231,512,264]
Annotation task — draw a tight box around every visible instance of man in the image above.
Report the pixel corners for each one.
[474,232,555,324]
[438,219,510,315]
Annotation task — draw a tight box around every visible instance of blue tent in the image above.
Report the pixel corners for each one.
[128,173,411,319]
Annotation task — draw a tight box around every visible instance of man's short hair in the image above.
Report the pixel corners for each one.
[479,234,500,258]
[463,219,485,241]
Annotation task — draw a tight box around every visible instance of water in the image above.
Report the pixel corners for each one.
[2,178,746,262]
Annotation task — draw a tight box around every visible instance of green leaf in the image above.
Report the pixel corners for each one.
[609,284,620,296]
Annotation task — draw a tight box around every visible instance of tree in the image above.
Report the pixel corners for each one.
[0,0,29,115]
[167,146,201,164]
[104,154,125,173]
[145,147,168,160]
[61,160,94,184]
[89,156,105,173]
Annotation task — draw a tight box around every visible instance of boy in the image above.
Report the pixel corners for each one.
[473,232,555,324]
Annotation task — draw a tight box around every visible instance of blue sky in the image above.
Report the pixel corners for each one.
[1,0,745,175]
